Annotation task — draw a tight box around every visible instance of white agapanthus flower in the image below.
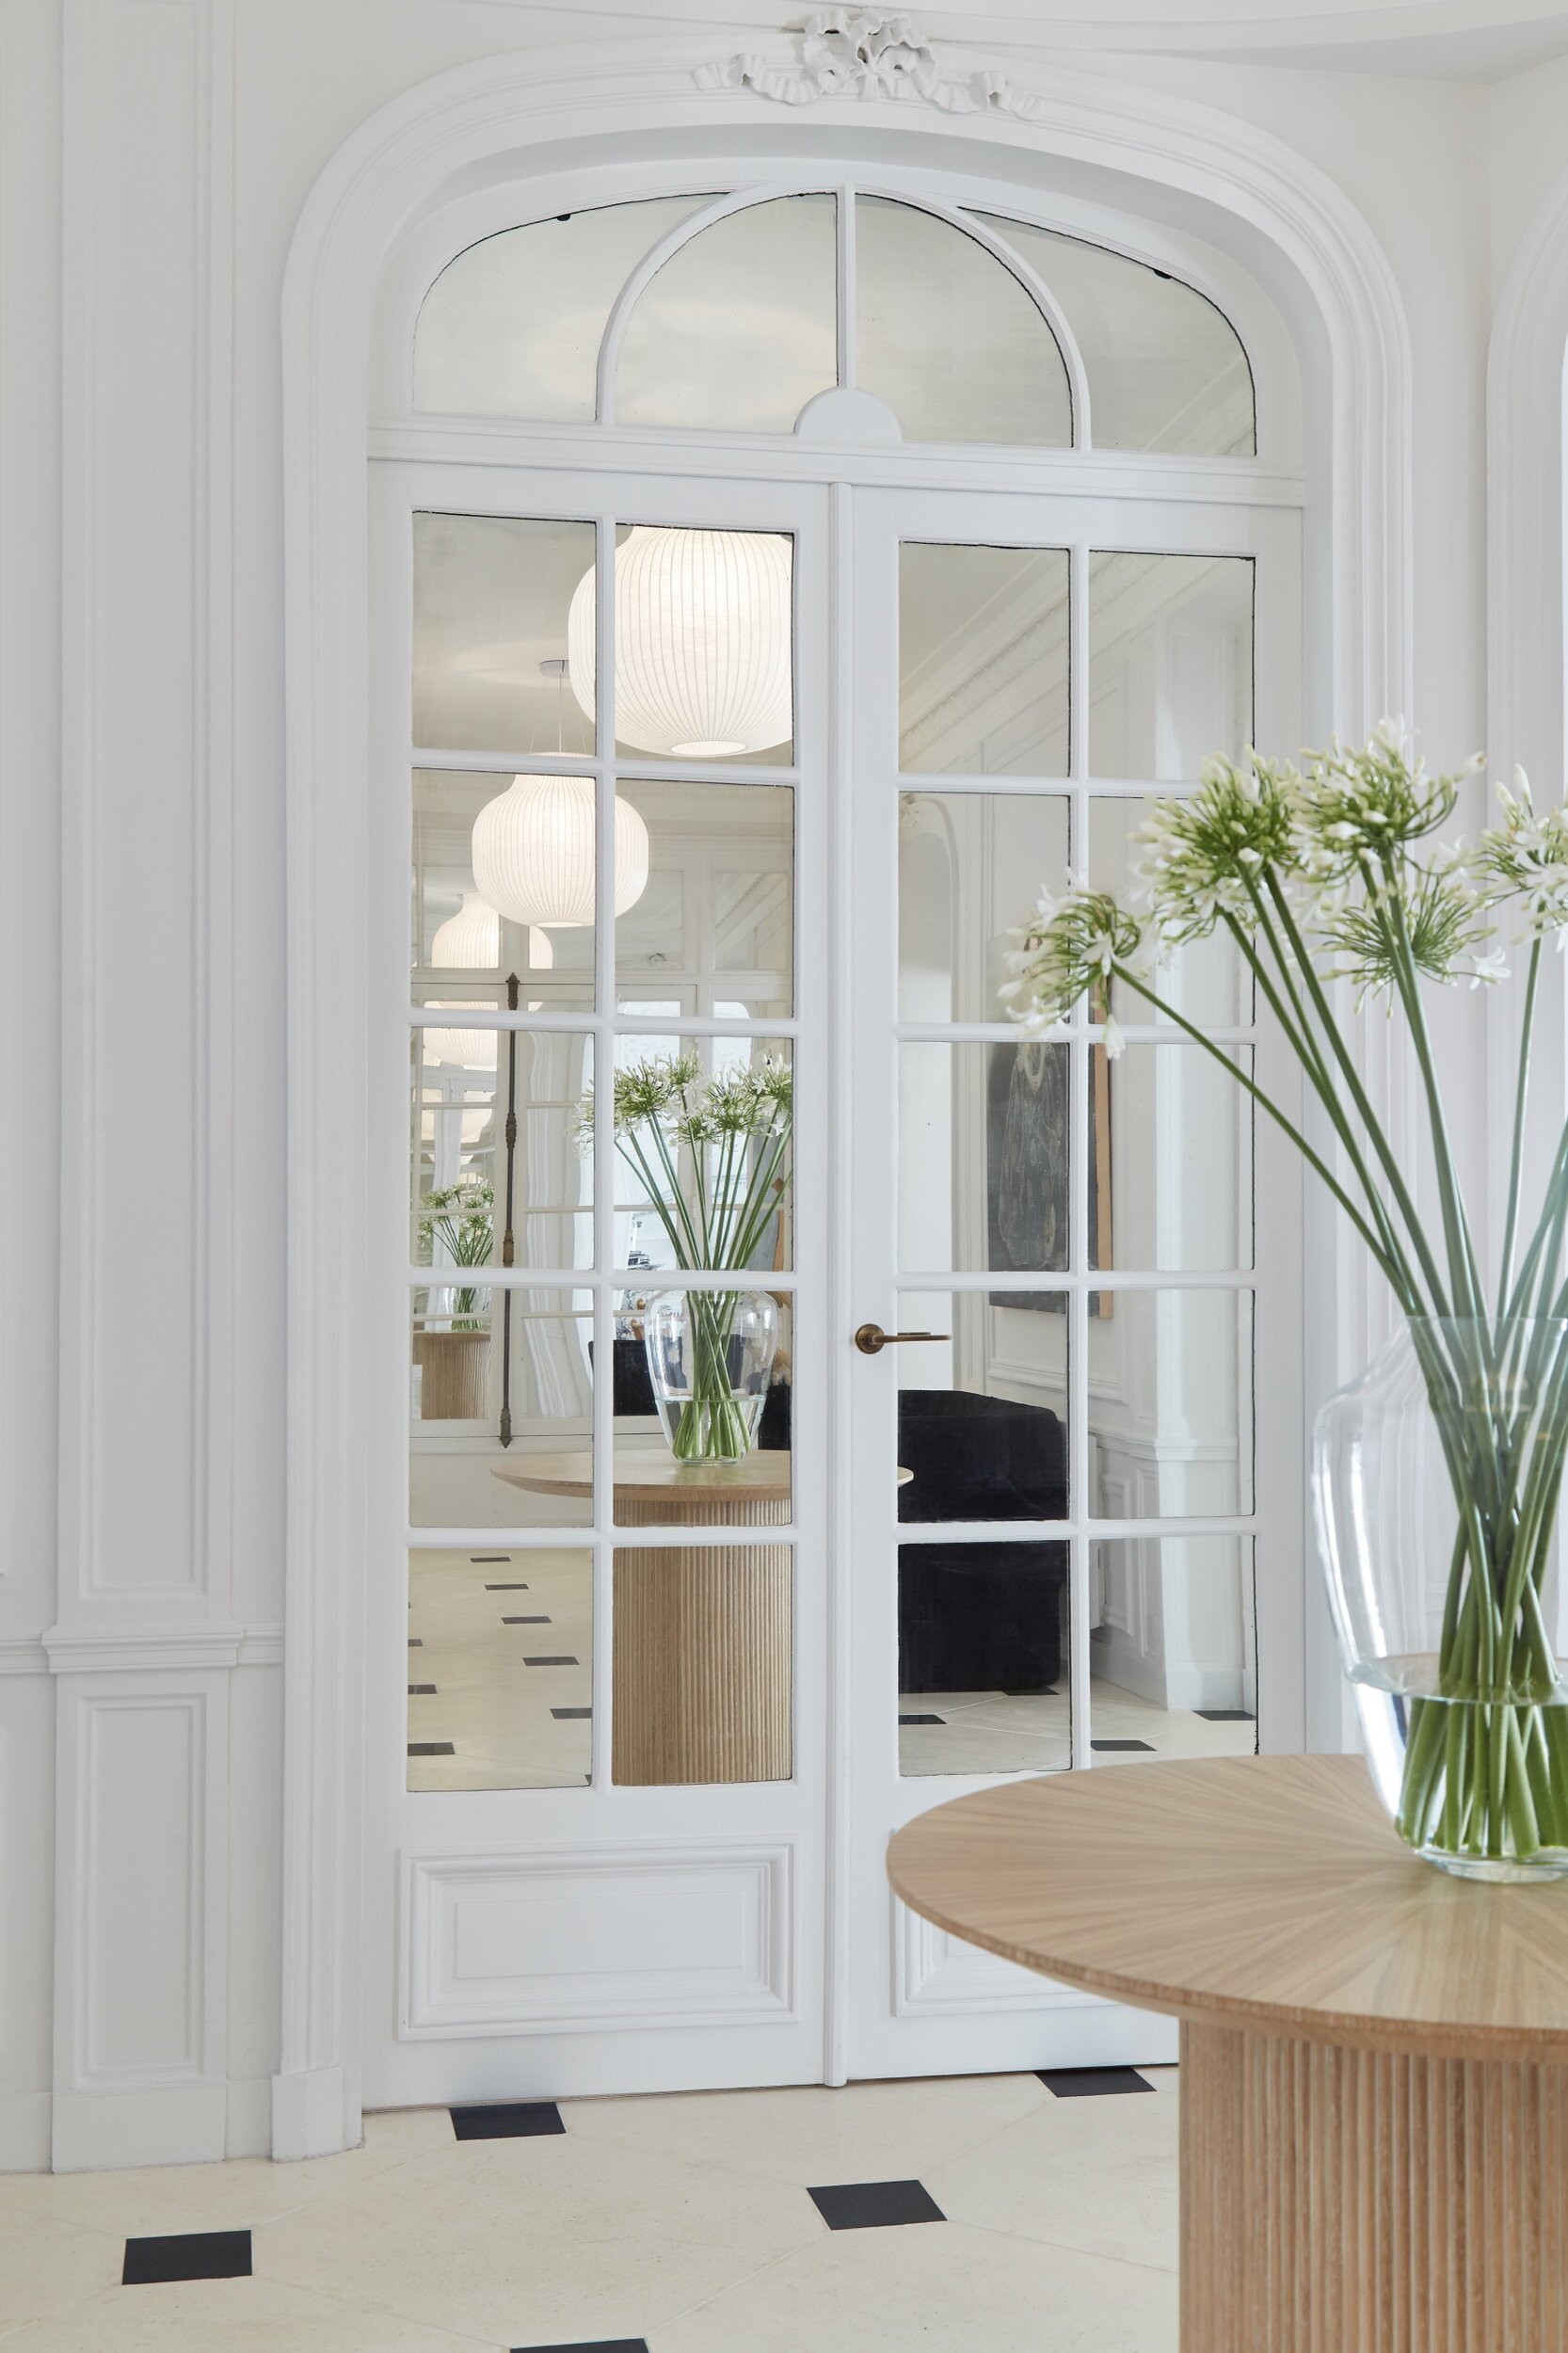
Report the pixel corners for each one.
[1000,881,1145,1032]
[1475,769,1568,945]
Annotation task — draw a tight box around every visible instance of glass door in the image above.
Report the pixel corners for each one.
[843,485,1304,2076]
[363,463,833,2107]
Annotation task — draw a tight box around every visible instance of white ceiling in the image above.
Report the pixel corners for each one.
[495,0,1568,82]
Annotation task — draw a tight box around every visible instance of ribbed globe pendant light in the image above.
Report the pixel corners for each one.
[567,526,792,758]
[470,775,649,928]
[421,889,552,1069]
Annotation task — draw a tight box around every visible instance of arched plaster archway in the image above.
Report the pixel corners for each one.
[275,24,1414,2157]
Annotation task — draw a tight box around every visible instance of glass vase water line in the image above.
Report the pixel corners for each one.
[643,1289,778,1465]
[1314,1316,1568,1881]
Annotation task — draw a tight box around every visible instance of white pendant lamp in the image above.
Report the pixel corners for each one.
[430,889,499,969]
[420,1010,497,1072]
[567,526,792,758]
[423,888,552,1068]
[471,774,649,929]
[429,888,554,977]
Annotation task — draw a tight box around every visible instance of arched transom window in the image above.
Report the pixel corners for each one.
[413,186,1256,456]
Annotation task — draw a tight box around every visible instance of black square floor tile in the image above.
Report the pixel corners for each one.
[511,2341,649,2351]
[1195,1708,1256,1722]
[487,1581,529,1591]
[523,1655,579,1667]
[503,1614,551,1625]
[808,2179,945,2230]
[451,2099,566,2141]
[408,1683,437,1696]
[122,2229,252,2284]
[472,1555,511,1563]
[408,1637,423,1647]
[900,1713,945,1726]
[552,1706,592,1720]
[1038,2066,1154,2097]
[408,1741,455,1757]
[1091,1737,1154,1752]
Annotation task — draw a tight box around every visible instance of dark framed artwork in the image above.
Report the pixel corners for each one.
[985,1041,1112,1315]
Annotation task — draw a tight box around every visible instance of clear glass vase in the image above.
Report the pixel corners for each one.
[643,1289,778,1465]
[1313,1316,1568,1881]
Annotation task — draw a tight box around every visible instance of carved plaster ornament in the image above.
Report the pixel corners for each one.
[696,8,1048,123]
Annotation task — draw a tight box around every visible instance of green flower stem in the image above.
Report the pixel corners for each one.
[1498,939,1543,1310]
[1374,864,1487,1329]
[1264,873,1455,1319]
[1109,964,1402,1285]
[1227,901,1429,1314]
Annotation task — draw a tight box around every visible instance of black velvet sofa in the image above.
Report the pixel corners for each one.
[896,1387,1068,1695]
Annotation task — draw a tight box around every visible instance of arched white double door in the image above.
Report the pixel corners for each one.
[362,438,1302,2107]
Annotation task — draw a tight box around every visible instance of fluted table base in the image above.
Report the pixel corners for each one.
[612,1491,791,1786]
[1181,2019,1568,2351]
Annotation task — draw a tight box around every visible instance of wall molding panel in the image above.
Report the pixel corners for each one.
[51,1675,229,2170]
[52,0,239,2173]
[402,1841,796,2039]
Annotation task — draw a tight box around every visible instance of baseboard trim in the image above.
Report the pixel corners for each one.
[225,2073,273,2157]
[0,2089,51,2171]
[270,2062,352,2160]
[50,2083,227,2172]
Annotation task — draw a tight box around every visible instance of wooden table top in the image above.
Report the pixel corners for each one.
[491,1444,912,1500]
[886,1754,1568,2061]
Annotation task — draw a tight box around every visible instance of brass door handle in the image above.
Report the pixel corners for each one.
[854,1323,952,1355]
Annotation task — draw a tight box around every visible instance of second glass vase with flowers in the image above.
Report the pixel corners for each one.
[582,1051,792,1466]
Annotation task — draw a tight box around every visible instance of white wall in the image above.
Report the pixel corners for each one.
[2,0,1565,2167]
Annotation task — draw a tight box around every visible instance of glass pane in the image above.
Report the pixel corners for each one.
[606,1295,792,1525]
[1088,795,1247,1027]
[406,1546,593,1791]
[1098,1045,1253,1273]
[974,216,1256,456]
[856,197,1072,447]
[895,1291,1069,1524]
[1089,552,1253,779]
[1089,1537,1257,1758]
[413,514,596,757]
[609,1036,793,1276]
[413,768,602,1013]
[899,544,1069,775]
[414,198,711,421]
[616,195,837,433]
[409,1290,592,1528]
[899,792,1069,1022]
[900,1042,1109,1280]
[1088,1289,1253,1516]
[411,1031,594,1273]
[565,526,793,765]
[900,1551,1070,1778]
[617,781,793,1018]
[613,1540,792,1785]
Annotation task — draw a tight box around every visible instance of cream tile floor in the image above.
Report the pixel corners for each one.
[0,2071,1179,2350]
[409,1547,1252,1794]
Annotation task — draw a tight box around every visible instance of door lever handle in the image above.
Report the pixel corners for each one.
[854,1323,951,1355]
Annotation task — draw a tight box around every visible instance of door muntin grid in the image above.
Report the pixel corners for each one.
[406,507,806,1793]
[893,537,1261,1779]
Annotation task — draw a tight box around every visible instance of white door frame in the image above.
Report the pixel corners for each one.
[277,36,1413,2156]
[842,482,1303,2079]
[364,455,835,2110]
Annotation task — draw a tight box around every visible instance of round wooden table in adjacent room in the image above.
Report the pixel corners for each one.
[887,1753,1568,2353]
[496,1445,913,1785]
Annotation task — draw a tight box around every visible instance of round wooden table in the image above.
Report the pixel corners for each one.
[888,1753,1568,2353]
[493,1447,910,1786]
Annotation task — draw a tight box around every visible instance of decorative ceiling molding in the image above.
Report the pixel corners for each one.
[695,8,1048,120]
